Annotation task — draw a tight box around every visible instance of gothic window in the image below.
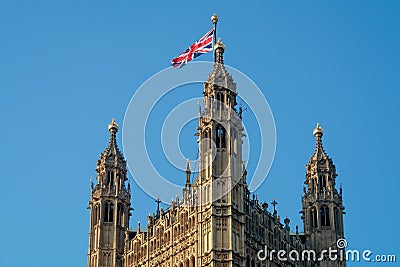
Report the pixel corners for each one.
[216,92,223,103]
[310,179,316,192]
[318,174,326,192]
[204,129,211,151]
[109,203,114,222]
[191,256,195,267]
[107,171,114,186]
[116,172,121,189]
[310,207,318,229]
[104,202,114,222]
[216,125,226,148]
[320,205,330,227]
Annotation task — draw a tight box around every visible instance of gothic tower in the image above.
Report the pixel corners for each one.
[88,119,132,267]
[195,38,246,267]
[302,124,345,266]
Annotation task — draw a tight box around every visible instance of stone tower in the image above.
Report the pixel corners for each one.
[87,119,132,267]
[196,38,246,266]
[302,124,345,266]
[87,26,347,267]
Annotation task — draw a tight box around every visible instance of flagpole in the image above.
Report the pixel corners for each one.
[211,13,218,62]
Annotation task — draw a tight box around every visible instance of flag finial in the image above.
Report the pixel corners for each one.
[211,13,218,24]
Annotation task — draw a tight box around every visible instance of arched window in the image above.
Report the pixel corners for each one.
[104,202,114,222]
[204,129,211,151]
[318,174,326,192]
[216,92,223,104]
[320,205,330,227]
[216,125,226,148]
[106,171,114,186]
[310,207,317,229]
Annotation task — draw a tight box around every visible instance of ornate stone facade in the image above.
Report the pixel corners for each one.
[87,41,346,267]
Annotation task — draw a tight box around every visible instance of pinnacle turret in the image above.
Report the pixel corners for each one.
[302,124,345,252]
[103,118,124,163]
[311,123,327,160]
[307,123,336,177]
[206,38,236,93]
[95,119,127,188]
[88,119,131,267]
[185,159,191,187]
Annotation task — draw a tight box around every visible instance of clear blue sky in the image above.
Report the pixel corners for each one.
[1,1,399,266]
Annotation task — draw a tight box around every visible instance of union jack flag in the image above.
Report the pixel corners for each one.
[171,27,215,68]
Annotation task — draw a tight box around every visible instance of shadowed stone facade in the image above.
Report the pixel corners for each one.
[87,40,346,267]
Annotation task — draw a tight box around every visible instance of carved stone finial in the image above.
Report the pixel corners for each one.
[214,38,225,50]
[108,118,119,132]
[186,159,191,172]
[313,123,323,137]
[262,201,268,211]
[284,217,290,226]
[185,159,191,187]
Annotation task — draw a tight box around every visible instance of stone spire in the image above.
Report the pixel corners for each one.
[307,123,337,184]
[102,118,125,164]
[206,38,236,92]
[185,159,191,187]
[310,123,329,162]
[95,120,125,184]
